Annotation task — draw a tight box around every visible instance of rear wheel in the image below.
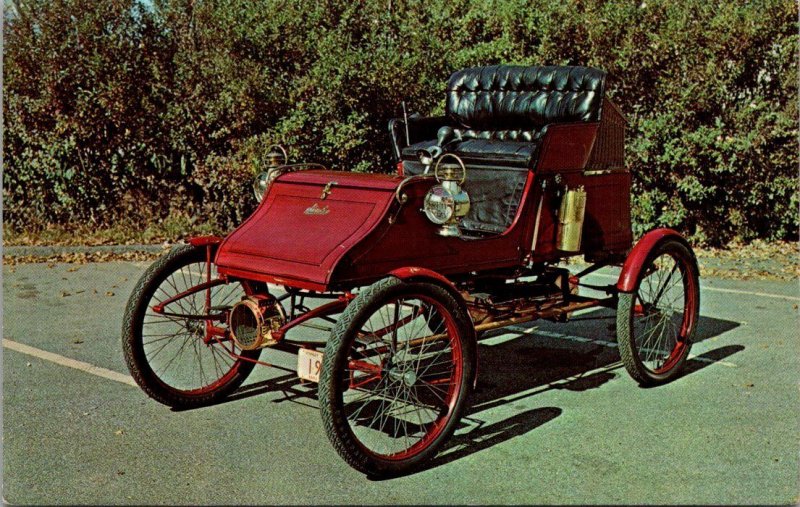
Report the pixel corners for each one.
[122,244,261,408]
[617,239,700,386]
[319,277,475,476]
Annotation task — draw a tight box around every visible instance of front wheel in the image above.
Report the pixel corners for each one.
[319,277,475,476]
[617,238,700,386]
[122,244,261,408]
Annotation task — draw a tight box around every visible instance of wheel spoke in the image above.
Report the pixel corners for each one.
[620,246,697,381]
[131,250,256,396]
[335,290,463,461]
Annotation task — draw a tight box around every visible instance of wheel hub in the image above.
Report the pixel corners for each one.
[186,320,204,336]
[388,367,417,387]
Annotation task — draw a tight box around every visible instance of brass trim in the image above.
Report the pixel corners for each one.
[395,174,435,204]
[320,181,338,200]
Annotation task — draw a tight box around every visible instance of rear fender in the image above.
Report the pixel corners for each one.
[388,267,479,389]
[617,228,697,292]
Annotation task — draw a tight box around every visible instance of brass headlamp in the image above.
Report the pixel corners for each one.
[253,144,288,202]
[422,153,470,237]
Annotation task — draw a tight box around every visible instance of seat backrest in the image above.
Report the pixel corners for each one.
[446,65,606,139]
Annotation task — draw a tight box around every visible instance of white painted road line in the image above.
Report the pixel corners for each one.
[3,338,137,387]
[584,272,800,302]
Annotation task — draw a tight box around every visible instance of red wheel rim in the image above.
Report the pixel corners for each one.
[340,293,463,461]
[141,260,249,395]
[633,251,697,375]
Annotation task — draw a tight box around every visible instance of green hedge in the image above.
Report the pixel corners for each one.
[4,0,797,245]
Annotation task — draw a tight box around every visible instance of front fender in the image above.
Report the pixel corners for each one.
[188,235,223,247]
[617,228,697,292]
[388,267,471,322]
[187,235,224,264]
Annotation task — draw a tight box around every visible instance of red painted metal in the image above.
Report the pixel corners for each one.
[654,270,697,373]
[188,235,223,247]
[536,123,599,172]
[396,161,404,176]
[152,278,227,314]
[216,266,329,292]
[388,267,460,292]
[616,228,685,292]
[215,170,401,289]
[209,125,634,293]
[348,359,382,389]
[271,297,350,341]
[534,169,632,258]
[335,175,535,286]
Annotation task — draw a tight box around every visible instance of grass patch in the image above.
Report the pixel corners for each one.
[4,216,222,247]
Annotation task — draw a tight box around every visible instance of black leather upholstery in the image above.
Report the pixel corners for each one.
[396,65,606,169]
[393,65,607,234]
[401,128,547,168]
[446,65,605,132]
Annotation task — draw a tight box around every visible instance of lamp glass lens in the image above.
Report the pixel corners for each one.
[423,186,454,224]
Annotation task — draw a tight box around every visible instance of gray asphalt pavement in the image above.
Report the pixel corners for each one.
[2,260,799,505]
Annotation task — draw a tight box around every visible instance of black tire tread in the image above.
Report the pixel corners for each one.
[616,238,699,386]
[318,277,475,476]
[121,244,258,408]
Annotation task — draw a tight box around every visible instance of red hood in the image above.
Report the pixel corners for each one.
[215,170,402,290]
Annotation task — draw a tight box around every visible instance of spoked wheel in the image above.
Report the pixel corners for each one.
[617,238,700,386]
[319,277,475,476]
[122,244,261,408]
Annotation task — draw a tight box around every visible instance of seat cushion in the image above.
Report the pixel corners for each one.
[401,128,546,168]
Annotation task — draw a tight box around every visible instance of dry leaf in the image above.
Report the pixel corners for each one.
[106,291,115,297]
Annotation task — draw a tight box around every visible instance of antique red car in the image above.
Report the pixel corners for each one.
[122,65,700,476]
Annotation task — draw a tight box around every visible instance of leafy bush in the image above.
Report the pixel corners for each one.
[3,0,797,245]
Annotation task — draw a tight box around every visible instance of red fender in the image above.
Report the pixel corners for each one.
[188,235,224,247]
[188,236,224,272]
[388,267,470,323]
[617,228,696,292]
[388,267,479,389]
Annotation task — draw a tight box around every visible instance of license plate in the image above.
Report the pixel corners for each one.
[297,348,324,382]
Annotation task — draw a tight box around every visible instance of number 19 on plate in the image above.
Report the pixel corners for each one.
[297,348,323,382]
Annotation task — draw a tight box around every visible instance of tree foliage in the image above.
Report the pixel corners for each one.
[3,0,797,244]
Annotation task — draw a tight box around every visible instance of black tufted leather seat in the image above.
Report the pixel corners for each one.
[392,65,614,235]
[398,65,606,168]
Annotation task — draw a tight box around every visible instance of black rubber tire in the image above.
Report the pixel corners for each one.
[122,244,260,408]
[318,277,475,476]
[617,238,700,386]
